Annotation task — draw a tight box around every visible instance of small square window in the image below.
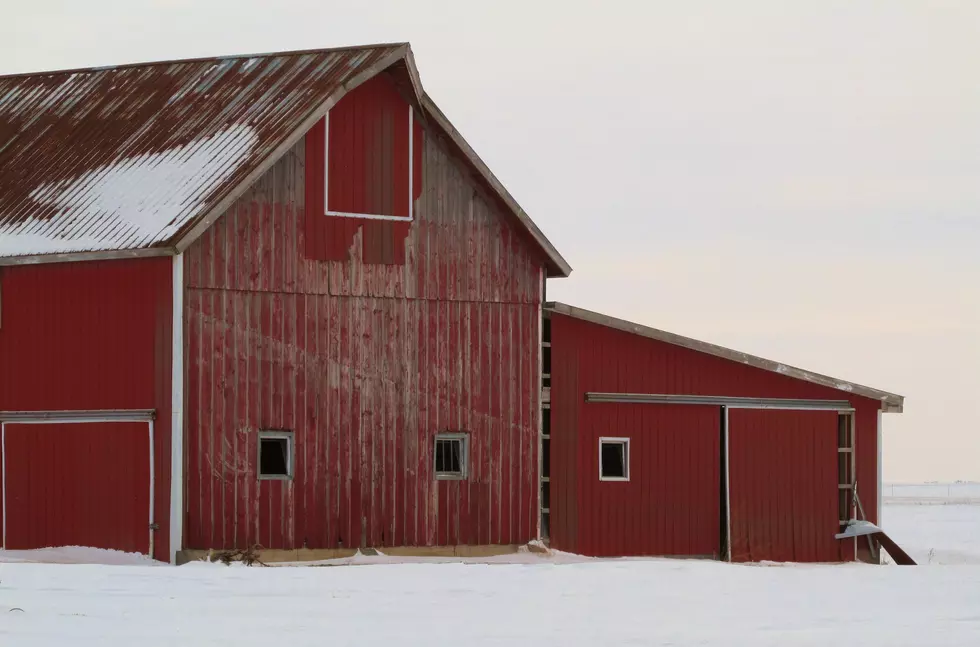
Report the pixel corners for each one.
[599,437,629,481]
[434,433,468,480]
[258,431,293,480]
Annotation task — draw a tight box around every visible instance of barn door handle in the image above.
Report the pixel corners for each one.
[149,523,160,531]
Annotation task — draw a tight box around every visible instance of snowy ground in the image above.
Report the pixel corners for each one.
[884,504,980,565]
[0,492,978,646]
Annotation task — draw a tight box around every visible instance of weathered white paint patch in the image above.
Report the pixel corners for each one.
[0,124,258,257]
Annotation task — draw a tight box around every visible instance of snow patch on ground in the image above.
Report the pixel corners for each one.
[883,504,980,565]
[0,546,164,566]
[0,500,977,644]
[2,555,979,645]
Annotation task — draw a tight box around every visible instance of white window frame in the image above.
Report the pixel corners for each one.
[434,432,468,480]
[599,437,630,482]
[258,430,294,481]
[324,104,415,221]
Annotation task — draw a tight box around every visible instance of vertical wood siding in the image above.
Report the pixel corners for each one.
[183,123,541,550]
[549,313,881,561]
[0,258,173,560]
[326,74,413,219]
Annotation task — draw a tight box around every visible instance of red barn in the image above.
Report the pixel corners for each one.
[0,43,903,564]
[542,303,902,563]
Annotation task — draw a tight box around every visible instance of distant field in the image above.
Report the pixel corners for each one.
[882,482,980,504]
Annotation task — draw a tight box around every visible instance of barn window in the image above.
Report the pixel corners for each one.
[434,433,468,480]
[599,437,630,481]
[258,431,293,480]
[325,75,416,220]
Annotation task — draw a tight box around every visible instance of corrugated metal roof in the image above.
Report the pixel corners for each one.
[0,44,401,259]
[0,43,572,277]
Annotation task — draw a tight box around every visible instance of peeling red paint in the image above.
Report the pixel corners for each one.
[183,120,541,550]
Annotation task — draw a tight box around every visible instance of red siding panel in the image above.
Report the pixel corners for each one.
[327,74,411,218]
[4,422,151,554]
[549,312,881,561]
[728,409,841,562]
[853,403,879,562]
[183,119,541,550]
[0,258,172,560]
[574,403,720,558]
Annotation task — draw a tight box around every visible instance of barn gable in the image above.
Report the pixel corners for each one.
[177,62,548,553]
[0,43,570,277]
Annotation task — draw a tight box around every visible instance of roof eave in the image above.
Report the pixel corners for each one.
[882,399,904,414]
[0,44,571,277]
[0,246,176,266]
[545,301,904,412]
[420,93,572,278]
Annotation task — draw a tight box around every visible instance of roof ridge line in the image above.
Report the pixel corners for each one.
[0,41,410,80]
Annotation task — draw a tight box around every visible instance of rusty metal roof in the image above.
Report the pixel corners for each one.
[0,44,403,259]
[0,43,571,276]
[545,302,905,412]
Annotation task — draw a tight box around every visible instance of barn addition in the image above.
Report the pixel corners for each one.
[0,42,902,564]
[542,303,902,563]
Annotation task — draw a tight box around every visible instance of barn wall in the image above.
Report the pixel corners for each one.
[578,403,721,558]
[182,123,542,550]
[549,312,882,560]
[0,258,173,561]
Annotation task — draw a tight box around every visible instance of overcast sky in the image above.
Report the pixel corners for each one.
[3,1,977,482]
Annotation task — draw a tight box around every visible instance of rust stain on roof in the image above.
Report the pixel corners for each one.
[0,44,403,257]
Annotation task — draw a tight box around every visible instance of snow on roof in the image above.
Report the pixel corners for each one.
[0,124,257,255]
[0,44,572,276]
[0,44,404,259]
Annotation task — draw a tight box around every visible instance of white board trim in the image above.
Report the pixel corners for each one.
[169,253,185,564]
[877,408,883,562]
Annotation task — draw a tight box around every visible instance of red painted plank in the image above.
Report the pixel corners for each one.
[326,293,341,546]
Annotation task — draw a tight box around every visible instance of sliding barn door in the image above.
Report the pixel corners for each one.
[728,409,842,563]
[3,422,151,555]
